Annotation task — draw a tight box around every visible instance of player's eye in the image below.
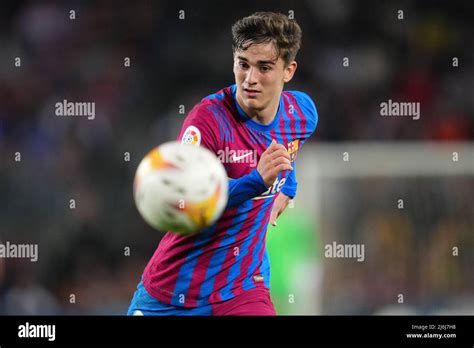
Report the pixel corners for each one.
[260,66,271,72]
[239,62,249,69]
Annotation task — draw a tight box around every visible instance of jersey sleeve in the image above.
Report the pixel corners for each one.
[177,104,220,154]
[226,169,268,208]
[293,91,318,145]
[281,91,318,199]
[280,164,297,198]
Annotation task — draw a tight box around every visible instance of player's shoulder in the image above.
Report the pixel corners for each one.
[201,86,231,105]
[187,86,233,122]
[284,90,318,131]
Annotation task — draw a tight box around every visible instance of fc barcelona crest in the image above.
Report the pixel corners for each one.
[287,139,300,162]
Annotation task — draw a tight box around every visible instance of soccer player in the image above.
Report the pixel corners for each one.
[128,12,318,315]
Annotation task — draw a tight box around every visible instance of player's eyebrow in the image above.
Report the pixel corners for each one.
[237,56,276,65]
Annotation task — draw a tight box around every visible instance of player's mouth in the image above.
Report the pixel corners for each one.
[243,88,261,98]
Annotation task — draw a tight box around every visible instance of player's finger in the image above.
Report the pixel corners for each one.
[272,156,292,168]
[275,162,293,173]
[265,139,280,154]
[271,148,291,161]
[273,143,287,152]
[269,209,278,226]
[265,139,276,151]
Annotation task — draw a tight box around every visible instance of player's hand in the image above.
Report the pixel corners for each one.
[257,139,292,187]
[269,192,291,226]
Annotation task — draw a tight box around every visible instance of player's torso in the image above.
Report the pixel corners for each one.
[216,87,302,198]
[143,87,309,306]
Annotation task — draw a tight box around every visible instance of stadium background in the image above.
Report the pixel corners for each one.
[0,0,472,314]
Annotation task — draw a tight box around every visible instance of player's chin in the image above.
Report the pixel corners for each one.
[243,98,263,110]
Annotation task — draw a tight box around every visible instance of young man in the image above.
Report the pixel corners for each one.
[128,12,318,315]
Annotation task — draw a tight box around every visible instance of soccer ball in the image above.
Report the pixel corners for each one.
[133,141,228,235]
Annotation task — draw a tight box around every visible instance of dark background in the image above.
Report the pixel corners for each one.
[0,0,472,314]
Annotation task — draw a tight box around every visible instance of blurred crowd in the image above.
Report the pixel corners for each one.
[0,0,472,314]
[319,177,473,315]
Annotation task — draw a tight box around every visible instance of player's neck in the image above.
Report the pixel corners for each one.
[249,109,276,125]
[237,95,280,126]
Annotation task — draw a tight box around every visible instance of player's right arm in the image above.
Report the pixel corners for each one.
[227,140,292,208]
[255,139,292,187]
[177,106,291,209]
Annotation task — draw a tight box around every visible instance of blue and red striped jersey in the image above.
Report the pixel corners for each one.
[142,84,318,307]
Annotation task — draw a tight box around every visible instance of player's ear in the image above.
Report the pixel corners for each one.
[232,53,241,74]
[283,61,297,83]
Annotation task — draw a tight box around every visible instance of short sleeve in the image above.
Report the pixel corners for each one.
[177,104,220,155]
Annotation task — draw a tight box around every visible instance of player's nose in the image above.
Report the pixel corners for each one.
[245,67,258,85]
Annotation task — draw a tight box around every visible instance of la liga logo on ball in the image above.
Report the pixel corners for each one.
[133,141,228,235]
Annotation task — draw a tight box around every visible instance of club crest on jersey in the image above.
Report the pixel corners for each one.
[181,126,201,146]
[287,139,300,162]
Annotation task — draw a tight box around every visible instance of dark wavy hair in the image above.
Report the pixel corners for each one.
[232,12,302,66]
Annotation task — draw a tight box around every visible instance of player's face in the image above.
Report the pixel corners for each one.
[233,42,297,116]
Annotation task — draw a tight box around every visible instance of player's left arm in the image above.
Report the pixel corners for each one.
[269,92,318,226]
[269,191,292,226]
[269,164,296,226]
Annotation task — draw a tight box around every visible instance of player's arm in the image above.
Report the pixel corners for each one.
[226,170,267,208]
[270,92,319,226]
[279,91,318,201]
[227,140,292,208]
[269,163,296,226]
[281,161,297,198]
[178,108,291,209]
